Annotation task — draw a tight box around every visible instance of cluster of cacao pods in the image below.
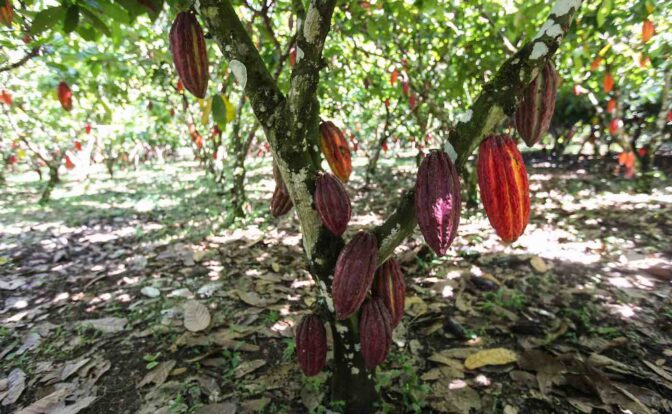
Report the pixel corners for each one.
[0,0,12,27]
[329,231,406,369]
[170,12,209,99]
[57,81,73,111]
[319,121,352,183]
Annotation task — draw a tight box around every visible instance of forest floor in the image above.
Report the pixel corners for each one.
[1,155,671,414]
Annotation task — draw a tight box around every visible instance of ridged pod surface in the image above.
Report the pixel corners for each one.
[372,258,405,328]
[314,173,351,236]
[169,12,209,99]
[319,121,352,183]
[477,134,530,243]
[360,297,393,369]
[332,231,378,320]
[0,0,12,27]
[295,314,327,376]
[414,150,461,256]
[57,81,73,111]
[514,61,558,147]
[270,163,293,217]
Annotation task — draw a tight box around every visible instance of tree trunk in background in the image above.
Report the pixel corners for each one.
[105,157,115,178]
[39,164,60,204]
[464,166,478,209]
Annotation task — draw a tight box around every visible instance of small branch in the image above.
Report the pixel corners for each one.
[0,47,40,73]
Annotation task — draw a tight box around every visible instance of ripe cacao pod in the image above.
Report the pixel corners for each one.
[609,118,620,135]
[477,134,530,243]
[0,90,12,106]
[169,12,209,99]
[607,99,616,114]
[319,121,352,183]
[414,150,461,256]
[603,73,614,94]
[314,172,351,236]
[360,297,393,369]
[85,123,92,134]
[271,161,293,217]
[65,156,75,170]
[372,257,405,328]
[0,0,12,27]
[57,81,73,111]
[642,19,654,43]
[295,314,327,376]
[514,61,558,147]
[332,231,379,320]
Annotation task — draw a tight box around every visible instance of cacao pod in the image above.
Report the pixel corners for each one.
[295,314,327,376]
[57,81,73,111]
[589,56,602,72]
[0,0,12,27]
[85,123,91,134]
[332,231,379,320]
[514,61,558,147]
[360,297,392,369]
[271,161,293,217]
[607,99,616,114]
[65,156,75,170]
[314,172,351,236]
[477,134,530,243]
[0,90,12,106]
[603,73,614,94]
[372,257,405,328]
[642,19,654,43]
[169,12,209,99]
[319,121,352,183]
[414,150,461,256]
[609,118,620,135]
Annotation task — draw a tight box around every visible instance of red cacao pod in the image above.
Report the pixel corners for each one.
[314,172,351,236]
[414,150,461,256]
[7,154,17,165]
[360,297,392,369]
[642,19,654,43]
[607,99,616,114]
[271,162,293,217]
[74,140,82,151]
[295,314,327,376]
[319,121,352,183]
[514,61,558,147]
[603,73,614,94]
[84,123,91,134]
[332,231,379,320]
[65,156,75,170]
[609,118,620,135]
[169,12,209,99]
[57,81,73,111]
[372,258,405,328]
[0,90,12,106]
[477,134,530,243]
[0,0,12,27]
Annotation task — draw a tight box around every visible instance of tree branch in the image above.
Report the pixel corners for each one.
[0,47,40,73]
[371,0,583,263]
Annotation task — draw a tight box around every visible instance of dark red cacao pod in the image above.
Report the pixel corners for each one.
[414,150,461,256]
[515,61,558,147]
[57,81,73,111]
[477,134,530,243]
[319,121,352,183]
[314,172,351,236]
[296,314,327,376]
[271,162,293,217]
[0,0,12,27]
[169,12,209,99]
[372,258,405,328]
[332,231,378,320]
[360,297,393,369]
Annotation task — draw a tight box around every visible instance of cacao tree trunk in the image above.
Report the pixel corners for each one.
[39,164,60,204]
[365,105,391,186]
[105,157,115,178]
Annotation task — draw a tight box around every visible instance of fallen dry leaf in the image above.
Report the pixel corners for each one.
[464,348,518,370]
[183,300,211,332]
[138,360,176,388]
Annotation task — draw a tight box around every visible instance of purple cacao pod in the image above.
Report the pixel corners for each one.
[296,314,327,376]
[332,231,378,320]
[314,172,351,236]
[169,12,209,99]
[414,150,461,256]
[515,61,558,147]
[360,297,393,369]
[372,258,405,328]
[271,161,293,217]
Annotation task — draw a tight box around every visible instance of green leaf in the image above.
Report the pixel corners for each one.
[596,0,613,28]
[99,2,130,24]
[80,8,111,36]
[211,94,228,128]
[64,6,80,34]
[31,6,66,35]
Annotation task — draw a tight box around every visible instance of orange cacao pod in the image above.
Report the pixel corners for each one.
[169,12,209,99]
[332,231,378,320]
[603,73,614,94]
[0,0,12,27]
[314,172,351,236]
[414,150,461,256]
[515,61,558,147]
[477,134,530,243]
[296,314,327,376]
[607,99,616,114]
[360,297,392,369]
[57,81,73,111]
[372,257,405,328]
[271,162,293,217]
[319,121,352,183]
[642,19,654,43]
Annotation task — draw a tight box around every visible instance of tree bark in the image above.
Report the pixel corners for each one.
[39,164,60,204]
